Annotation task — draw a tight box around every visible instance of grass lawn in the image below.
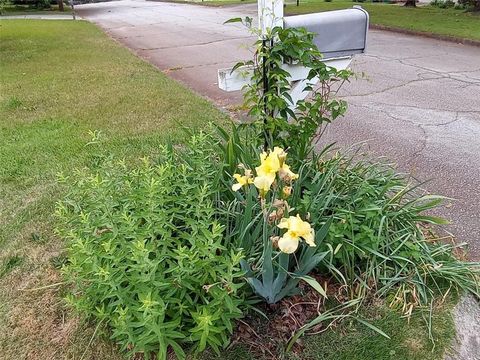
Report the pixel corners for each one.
[0,4,73,15]
[186,0,480,42]
[284,0,480,41]
[0,19,456,360]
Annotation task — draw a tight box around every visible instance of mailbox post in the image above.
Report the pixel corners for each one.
[217,1,369,107]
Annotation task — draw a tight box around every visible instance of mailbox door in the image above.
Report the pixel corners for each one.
[284,7,369,59]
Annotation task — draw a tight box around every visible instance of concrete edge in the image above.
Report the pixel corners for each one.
[369,24,480,47]
[444,293,480,360]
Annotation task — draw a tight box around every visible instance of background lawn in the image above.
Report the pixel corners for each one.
[0,19,457,360]
[187,0,480,42]
[284,0,480,41]
[0,4,73,15]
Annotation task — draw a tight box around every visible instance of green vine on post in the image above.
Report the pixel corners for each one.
[227,17,354,159]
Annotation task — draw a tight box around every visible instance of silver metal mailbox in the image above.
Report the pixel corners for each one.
[284,6,369,59]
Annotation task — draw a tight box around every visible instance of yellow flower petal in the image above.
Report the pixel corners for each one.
[277,217,291,229]
[304,229,316,247]
[278,232,300,254]
[256,149,281,179]
[253,175,273,193]
[277,214,314,248]
[232,183,243,192]
[232,171,254,191]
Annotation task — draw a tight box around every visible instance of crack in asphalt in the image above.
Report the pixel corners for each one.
[347,103,468,163]
[423,112,461,127]
[163,60,237,72]
[351,101,480,116]
[344,56,480,99]
[349,103,429,162]
[396,58,480,86]
[341,76,440,98]
[136,36,252,51]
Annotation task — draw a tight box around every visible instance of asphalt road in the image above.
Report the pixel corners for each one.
[77,0,480,259]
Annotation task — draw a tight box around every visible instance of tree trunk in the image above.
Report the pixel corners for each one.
[404,0,416,6]
[57,0,64,11]
[474,0,480,11]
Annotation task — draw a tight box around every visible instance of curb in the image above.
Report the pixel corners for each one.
[369,24,480,47]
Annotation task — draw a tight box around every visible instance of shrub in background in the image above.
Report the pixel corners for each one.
[430,0,456,8]
[55,134,245,360]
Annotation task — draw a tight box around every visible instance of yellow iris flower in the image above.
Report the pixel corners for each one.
[232,146,298,197]
[255,150,281,183]
[277,214,315,253]
[253,175,274,196]
[231,170,253,191]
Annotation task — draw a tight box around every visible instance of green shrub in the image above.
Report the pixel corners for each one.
[430,0,456,8]
[55,135,245,359]
[229,23,352,159]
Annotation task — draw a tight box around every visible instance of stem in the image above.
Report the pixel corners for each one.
[262,39,269,151]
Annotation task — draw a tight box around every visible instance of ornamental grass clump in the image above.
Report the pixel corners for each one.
[55,135,245,360]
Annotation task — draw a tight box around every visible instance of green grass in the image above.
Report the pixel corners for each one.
[292,303,455,360]
[284,0,480,41]
[0,19,458,360]
[0,3,73,15]
[184,0,480,41]
[0,19,225,359]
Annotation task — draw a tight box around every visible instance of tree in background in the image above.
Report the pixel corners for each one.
[464,0,480,11]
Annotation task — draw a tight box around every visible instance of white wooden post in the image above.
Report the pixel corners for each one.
[257,0,283,38]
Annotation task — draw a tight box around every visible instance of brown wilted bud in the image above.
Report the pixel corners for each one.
[268,211,278,223]
[270,236,280,248]
[202,284,214,293]
[272,199,285,208]
[276,206,285,220]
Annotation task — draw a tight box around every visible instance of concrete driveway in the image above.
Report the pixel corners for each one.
[76,0,480,259]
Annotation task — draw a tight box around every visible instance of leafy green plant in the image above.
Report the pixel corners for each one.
[225,15,480,316]
[0,0,8,15]
[214,121,479,330]
[430,0,456,8]
[55,134,246,359]
[221,14,480,352]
